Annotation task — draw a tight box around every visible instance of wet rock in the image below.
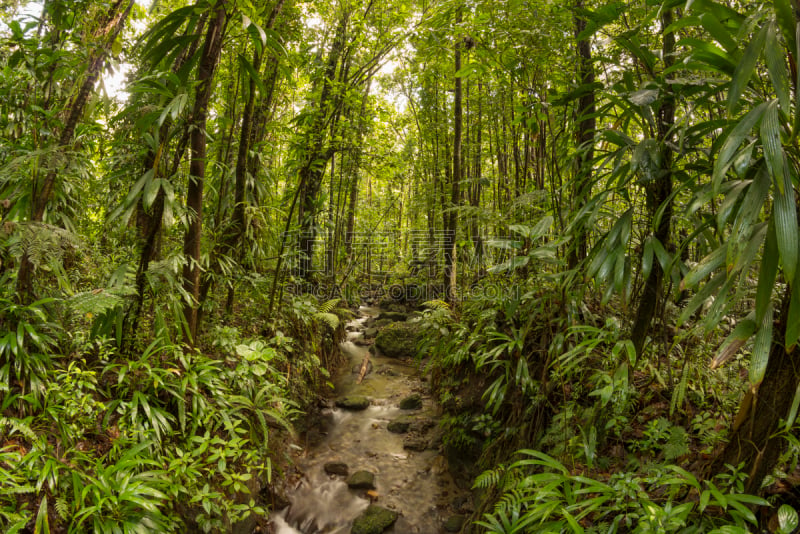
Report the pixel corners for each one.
[350,505,398,534]
[364,327,379,339]
[399,393,422,410]
[335,396,371,411]
[374,321,424,358]
[444,515,466,532]
[409,418,436,433]
[378,311,408,322]
[403,435,428,451]
[347,470,376,490]
[324,462,349,476]
[375,318,393,328]
[387,416,414,434]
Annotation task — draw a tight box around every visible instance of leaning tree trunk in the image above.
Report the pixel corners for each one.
[16,0,134,302]
[710,286,799,494]
[181,0,226,345]
[630,9,674,357]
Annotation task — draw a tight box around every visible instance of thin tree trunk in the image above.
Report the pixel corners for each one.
[567,0,596,269]
[182,1,227,345]
[630,9,674,356]
[444,6,462,303]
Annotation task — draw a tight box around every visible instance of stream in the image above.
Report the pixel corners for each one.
[270,307,469,534]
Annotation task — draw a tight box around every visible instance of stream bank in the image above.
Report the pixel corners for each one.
[270,306,471,534]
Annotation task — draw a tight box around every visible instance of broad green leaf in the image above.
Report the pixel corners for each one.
[778,504,799,534]
[728,24,767,116]
[773,0,798,56]
[787,271,800,350]
[678,272,725,326]
[700,12,737,53]
[713,102,768,194]
[785,383,800,432]
[143,178,161,211]
[238,54,267,96]
[681,244,726,290]
[756,219,779,323]
[765,23,791,113]
[712,314,756,369]
[750,303,773,387]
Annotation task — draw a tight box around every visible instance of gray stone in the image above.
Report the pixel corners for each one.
[347,470,376,490]
[335,396,371,410]
[350,505,398,534]
[399,393,422,410]
[324,462,349,476]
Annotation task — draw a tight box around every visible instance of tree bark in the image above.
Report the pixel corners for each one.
[181,1,227,345]
[710,286,799,494]
[567,0,596,269]
[630,9,674,356]
[444,5,462,303]
[297,11,349,281]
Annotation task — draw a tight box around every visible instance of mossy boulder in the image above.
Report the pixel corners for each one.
[378,311,408,322]
[346,470,376,490]
[350,505,398,534]
[335,396,371,410]
[387,416,414,434]
[399,393,422,410]
[444,515,466,532]
[374,321,423,358]
[324,462,349,476]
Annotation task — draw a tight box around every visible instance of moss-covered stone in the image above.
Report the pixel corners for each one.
[387,416,414,434]
[335,396,371,410]
[374,321,423,358]
[399,393,422,410]
[346,470,376,489]
[324,462,349,476]
[350,505,399,534]
[378,311,408,322]
[443,515,466,532]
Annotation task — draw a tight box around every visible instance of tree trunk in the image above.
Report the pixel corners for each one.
[443,6,462,303]
[710,286,799,494]
[181,1,227,345]
[630,9,674,356]
[567,0,596,269]
[297,12,348,281]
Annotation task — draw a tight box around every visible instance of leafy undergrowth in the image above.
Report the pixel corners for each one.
[0,290,347,533]
[419,276,800,533]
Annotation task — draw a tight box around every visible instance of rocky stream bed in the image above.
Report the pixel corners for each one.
[270,307,472,534]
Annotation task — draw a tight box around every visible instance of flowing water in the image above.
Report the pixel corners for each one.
[271,307,466,534]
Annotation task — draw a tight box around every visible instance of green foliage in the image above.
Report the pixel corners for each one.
[475,450,771,533]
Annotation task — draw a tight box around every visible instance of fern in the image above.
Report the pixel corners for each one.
[423,299,450,310]
[55,497,70,521]
[67,286,136,316]
[313,312,339,330]
[0,416,39,444]
[17,222,82,269]
[316,298,340,314]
